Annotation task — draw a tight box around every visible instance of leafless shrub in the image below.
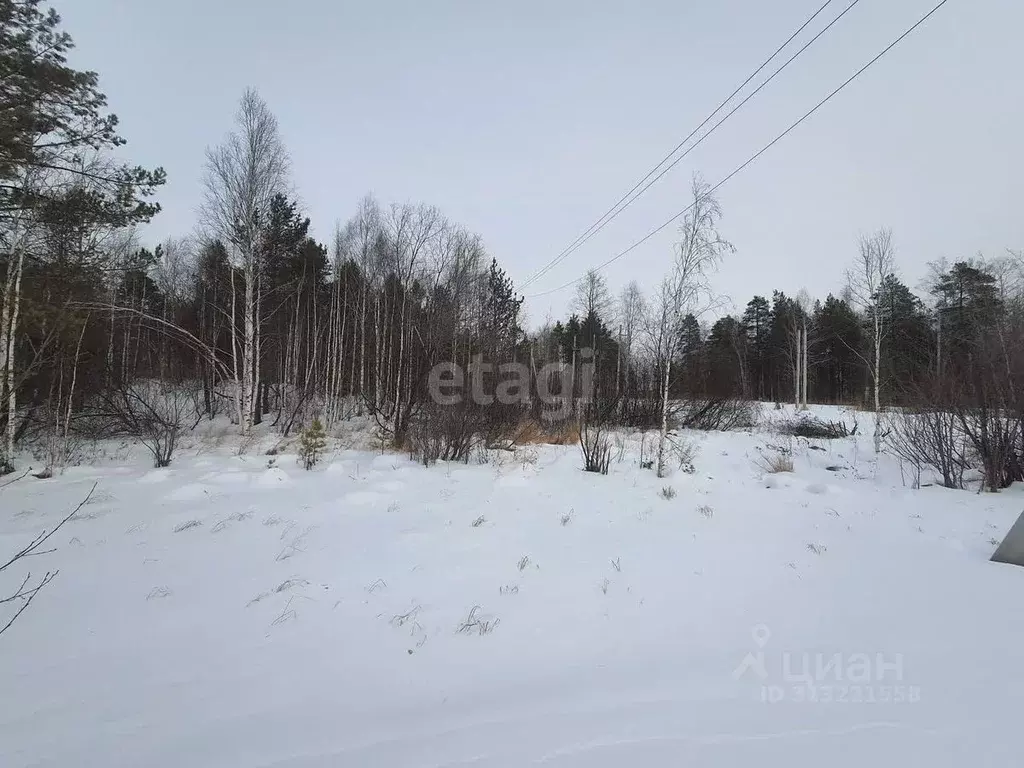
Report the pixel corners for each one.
[670,436,697,473]
[580,425,611,474]
[776,415,856,439]
[409,401,482,466]
[37,403,86,475]
[677,398,760,432]
[580,395,619,475]
[236,431,259,457]
[473,444,491,464]
[618,396,662,430]
[887,407,967,489]
[518,447,539,468]
[1,482,95,638]
[94,379,203,467]
[483,402,528,450]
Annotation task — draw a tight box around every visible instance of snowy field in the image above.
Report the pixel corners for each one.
[2,405,1023,767]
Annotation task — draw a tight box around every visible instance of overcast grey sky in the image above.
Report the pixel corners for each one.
[60,0,1021,325]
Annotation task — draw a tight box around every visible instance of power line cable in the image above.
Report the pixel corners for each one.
[519,0,852,291]
[527,0,952,299]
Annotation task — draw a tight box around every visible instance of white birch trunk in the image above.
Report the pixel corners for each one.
[1,246,25,469]
[656,357,671,478]
[241,253,255,434]
[229,264,243,429]
[873,307,882,453]
[802,320,808,408]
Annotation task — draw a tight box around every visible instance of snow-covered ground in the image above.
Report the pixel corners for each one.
[2,405,1023,767]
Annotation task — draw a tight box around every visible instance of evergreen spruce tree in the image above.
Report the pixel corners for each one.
[297,418,327,470]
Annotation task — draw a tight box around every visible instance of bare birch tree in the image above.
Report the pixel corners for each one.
[573,269,613,321]
[649,175,733,477]
[846,228,896,452]
[201,89,289,434]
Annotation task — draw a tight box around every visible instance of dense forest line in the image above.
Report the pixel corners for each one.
[2,0,1023,494]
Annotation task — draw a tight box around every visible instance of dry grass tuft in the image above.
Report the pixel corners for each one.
[516,418,580,446]
[760,453,795,473]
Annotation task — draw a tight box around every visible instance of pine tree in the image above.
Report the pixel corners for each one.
[0,0,165,472]
[482,258,523,361]
[297,418,327,470]
[742,296,771,399]
[677,313,703,397]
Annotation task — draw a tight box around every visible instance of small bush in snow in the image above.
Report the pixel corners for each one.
[96,380,202,468]
[660,485,677,500]
[517,555,531,572]
[579,419,612,475]
[471,515,486,527]
[697,504,714,519]
[886,407,967,490]
[173,519,202,533]
[776,415,855,440]
[236,432,258,457]
[678,399,760,432]
[560,509,574,526]
[297,419,327,470]
[408,401,483,466]
[670,436,698,472]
